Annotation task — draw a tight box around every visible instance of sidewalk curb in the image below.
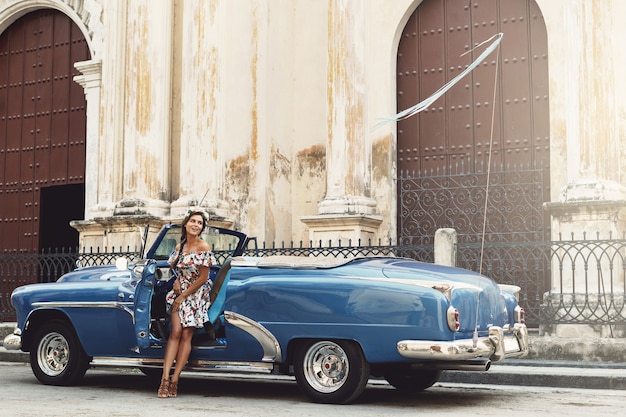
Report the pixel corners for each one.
[440,364,626,390]
[0,346,28,363]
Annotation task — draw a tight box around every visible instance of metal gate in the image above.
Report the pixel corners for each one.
[399,160,548,244]
[396,0,550,325]
[397,0,549,242]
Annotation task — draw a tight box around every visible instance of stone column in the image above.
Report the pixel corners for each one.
[301,0,381,244]
[114,0,174,218]
[540,0,626,337]
[72,0,128,220]
[73,59,102,220]
[169,0,232,226]
[71,1,175,250]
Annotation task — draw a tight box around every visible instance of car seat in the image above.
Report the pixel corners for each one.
[203,259,233,339]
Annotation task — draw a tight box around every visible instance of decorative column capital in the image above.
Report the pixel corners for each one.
[73,59,102,91]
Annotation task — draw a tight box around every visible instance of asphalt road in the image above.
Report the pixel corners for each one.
[1,362,624,417]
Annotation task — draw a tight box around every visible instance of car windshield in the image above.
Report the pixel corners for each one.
[152,226,243,262]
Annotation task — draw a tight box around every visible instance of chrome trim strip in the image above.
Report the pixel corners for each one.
[90,357,273,373]
[397,324,529,362]
[192,344,228,350]
[186,361,274,373]
[223,311,282,362]
[91,357,164,367]
[31,301,135,322]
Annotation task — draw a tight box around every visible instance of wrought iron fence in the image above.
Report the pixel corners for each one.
[2,235,625,330]
[244,239,427,259]
[398,161,549,244]
[0,247,141,321]
[457,240,550,326]
[540,233,626,333]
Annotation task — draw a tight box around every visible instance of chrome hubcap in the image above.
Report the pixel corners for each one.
[37,332,70,376]
[303,341,349,393]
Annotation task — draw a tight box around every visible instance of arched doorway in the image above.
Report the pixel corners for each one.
[396,0,550,325]
[0,8,89,253]
[0,9,89,319]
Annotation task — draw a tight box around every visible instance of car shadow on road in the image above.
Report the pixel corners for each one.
[77,368,497,408]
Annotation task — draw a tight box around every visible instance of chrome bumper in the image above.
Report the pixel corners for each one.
[397,323,528,362]
[3,329,22,351]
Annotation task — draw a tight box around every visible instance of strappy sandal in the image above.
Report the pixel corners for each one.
[168,380,178,398]
[157,379,169,398]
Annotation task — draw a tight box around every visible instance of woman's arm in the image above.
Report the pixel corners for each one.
[168,243,182,268]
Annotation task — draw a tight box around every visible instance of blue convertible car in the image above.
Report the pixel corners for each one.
[5,224,528,404]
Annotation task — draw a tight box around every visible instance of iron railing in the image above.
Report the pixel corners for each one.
[398,161,550,244]
[2,235,625,330]
[0,247,141,321]
[244,239,419,259]
[540,233,626,333]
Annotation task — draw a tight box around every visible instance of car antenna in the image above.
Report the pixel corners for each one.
[197,186,210,208]
[139,223,150,259]
[473,34,502,349]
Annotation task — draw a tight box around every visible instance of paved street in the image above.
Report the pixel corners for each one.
[1,362,625,417]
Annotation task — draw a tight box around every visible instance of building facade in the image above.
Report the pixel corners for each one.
[1,0,625,335]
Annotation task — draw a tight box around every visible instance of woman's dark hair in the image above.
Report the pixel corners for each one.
[176,211,208,265]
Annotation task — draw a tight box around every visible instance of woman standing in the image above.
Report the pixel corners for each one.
[158,210,215,398]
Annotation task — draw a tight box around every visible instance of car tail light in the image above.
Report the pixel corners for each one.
[447,306,460,332]
[514,305,525,324]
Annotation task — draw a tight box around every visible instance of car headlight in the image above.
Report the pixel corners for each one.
[447,306,460,332]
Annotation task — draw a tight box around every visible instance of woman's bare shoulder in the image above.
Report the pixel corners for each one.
[198,240,211,251]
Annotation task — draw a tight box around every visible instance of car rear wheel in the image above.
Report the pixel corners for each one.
[30,321,89,386]
[294,340,370,404]
[384,369,442,392]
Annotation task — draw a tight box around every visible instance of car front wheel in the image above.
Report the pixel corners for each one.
[29,321,89,386]
[294,340,370,404]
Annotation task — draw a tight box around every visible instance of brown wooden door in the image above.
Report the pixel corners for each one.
[0,9,89,320]
[0,9,88,253]
[396,0,550,326]
[397,0,549,243]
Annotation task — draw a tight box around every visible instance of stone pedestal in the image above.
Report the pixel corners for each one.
[71,215,169,256]
[543,183,626,337]
[170,196,234,230]
[434,228,457,267]
[300,213,382,247]
[72,208,234,256]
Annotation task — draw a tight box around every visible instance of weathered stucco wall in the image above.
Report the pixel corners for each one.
[2,0,626,249]
[536,0,626,204]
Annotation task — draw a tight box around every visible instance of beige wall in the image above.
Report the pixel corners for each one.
[537,0,626,200]
[1,0,625,250]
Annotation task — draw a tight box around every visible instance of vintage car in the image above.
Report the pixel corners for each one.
[4,224,528,404]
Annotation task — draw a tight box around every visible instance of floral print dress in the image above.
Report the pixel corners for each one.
[166,250,216,328]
